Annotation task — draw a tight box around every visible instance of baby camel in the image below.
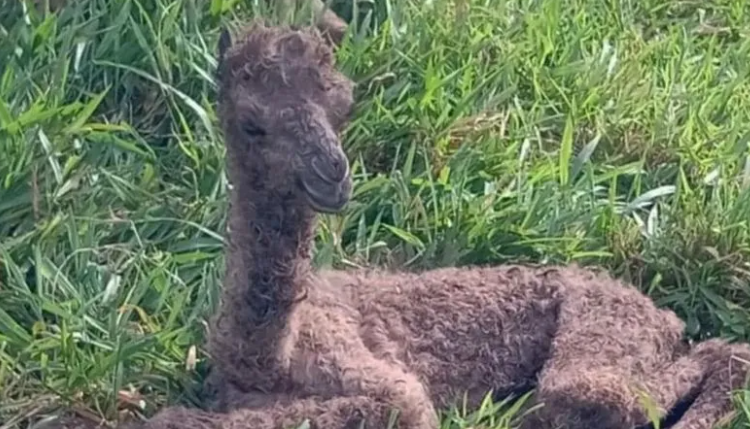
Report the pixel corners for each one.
[136,22,750,429]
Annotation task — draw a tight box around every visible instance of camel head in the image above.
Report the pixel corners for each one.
[216,22,355,214]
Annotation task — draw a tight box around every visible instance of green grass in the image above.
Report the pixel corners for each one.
[1,0,750,427]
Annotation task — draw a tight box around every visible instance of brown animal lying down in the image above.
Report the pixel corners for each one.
[129,22,750,429]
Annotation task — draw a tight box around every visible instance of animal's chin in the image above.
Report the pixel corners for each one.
[300,175,352,214]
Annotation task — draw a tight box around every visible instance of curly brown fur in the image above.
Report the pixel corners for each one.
[123,396,395,429]
[134,22,750,429]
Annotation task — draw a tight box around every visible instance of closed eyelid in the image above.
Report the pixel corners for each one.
[242,120,266,137]
[236,98,265,116]
[304,67,328,91]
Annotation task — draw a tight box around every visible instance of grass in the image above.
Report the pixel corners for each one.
[1,0,750,427]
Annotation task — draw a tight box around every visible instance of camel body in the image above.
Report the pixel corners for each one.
[209,263,746,429]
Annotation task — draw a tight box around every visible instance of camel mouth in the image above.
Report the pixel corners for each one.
[300,173,352,214]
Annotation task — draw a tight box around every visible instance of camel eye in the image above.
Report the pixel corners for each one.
[307,68,329,92]
[320,78,332,92]
[242,120,266,138]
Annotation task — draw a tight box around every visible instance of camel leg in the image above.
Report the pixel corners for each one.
[133,395,396,429]
[520,344,704,428]
[520,353,706,428]
[522,339,750,429]
[334,353,439,429]
[660,339,750,429]
[520,366,656,429]
[203,354,437,429]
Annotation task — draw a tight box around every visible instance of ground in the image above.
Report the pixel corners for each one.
[1,0,750,428]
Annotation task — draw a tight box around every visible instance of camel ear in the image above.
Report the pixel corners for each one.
[218,27,232,62]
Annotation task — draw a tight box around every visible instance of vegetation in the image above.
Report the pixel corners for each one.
[1,0,750,427]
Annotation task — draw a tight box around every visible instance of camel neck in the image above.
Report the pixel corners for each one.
[209,153,317,394]
[225,177,315,324]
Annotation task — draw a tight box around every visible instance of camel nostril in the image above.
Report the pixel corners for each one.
[311,153,349,183]
[331,156,347,180]
[311,155,336,183]
[330,153,350,182]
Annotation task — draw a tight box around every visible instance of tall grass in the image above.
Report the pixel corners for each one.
[1,0,749,427]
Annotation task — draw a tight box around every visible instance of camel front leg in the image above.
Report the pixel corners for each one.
[332,353,439,429]
[134,395,396,429]
[295,333,439,429]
